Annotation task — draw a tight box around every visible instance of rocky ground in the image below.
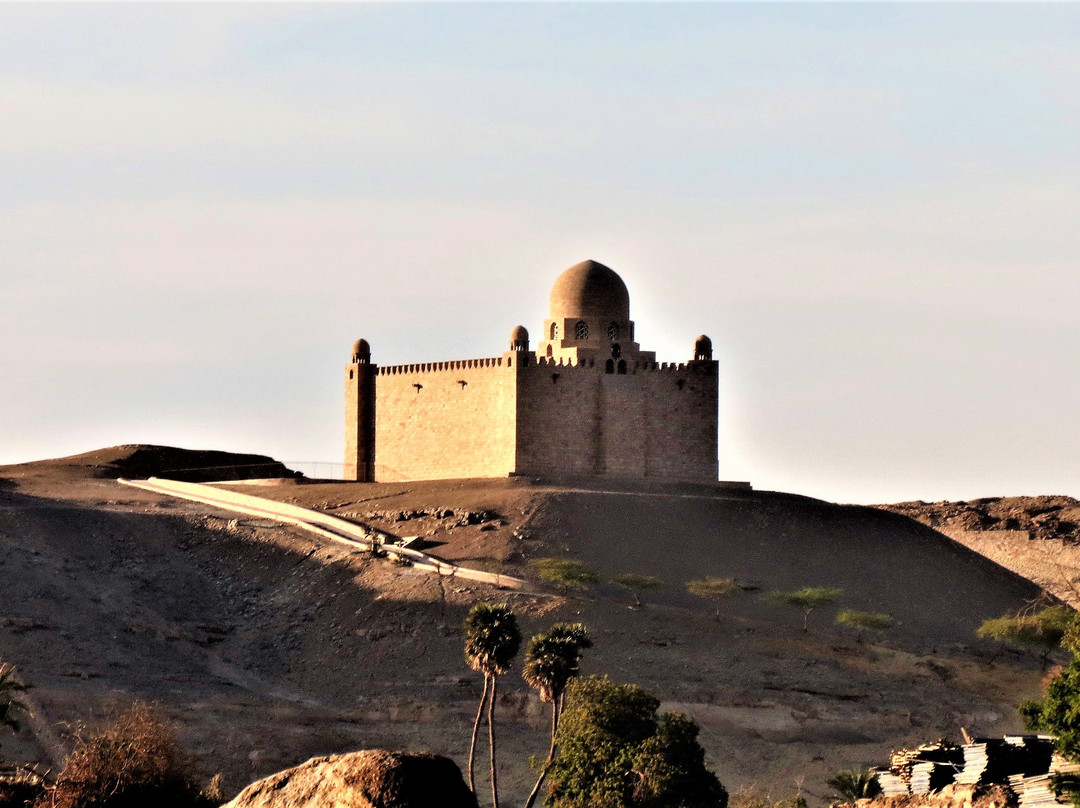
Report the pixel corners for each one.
[0,448,1064,805]
[879,498,1080,545]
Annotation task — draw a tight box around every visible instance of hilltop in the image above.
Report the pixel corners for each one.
[0,446,1062,804]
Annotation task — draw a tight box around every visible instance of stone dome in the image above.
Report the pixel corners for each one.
[351,339,371,361]
[694,335,712,361]
[509,325,529,351]
[549,260,630,321]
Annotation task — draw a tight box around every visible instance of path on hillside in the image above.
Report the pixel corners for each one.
[118,477,531,591]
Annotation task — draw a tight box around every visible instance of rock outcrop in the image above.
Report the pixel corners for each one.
[223,750,478,808]
[878,497,1080,544]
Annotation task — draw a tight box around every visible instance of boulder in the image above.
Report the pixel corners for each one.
[223,749,478,808]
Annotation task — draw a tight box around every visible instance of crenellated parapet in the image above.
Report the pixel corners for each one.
[376,357,505,375]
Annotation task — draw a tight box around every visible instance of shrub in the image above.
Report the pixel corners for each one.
[530,558,600,589]
[835,610,894,639]
[40,702,215,808]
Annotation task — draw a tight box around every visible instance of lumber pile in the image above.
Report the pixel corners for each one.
[873,735,1070,804]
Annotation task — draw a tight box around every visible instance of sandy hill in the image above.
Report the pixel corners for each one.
[0,447,1061,805]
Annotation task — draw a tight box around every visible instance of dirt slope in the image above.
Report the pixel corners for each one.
[877,497,1080,608]
[0,448,1058,805]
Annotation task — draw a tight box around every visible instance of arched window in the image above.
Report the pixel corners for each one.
[611,343,621,359]
[607,322,620,341]
[546,344,553,358]
[574,320,589,340]
[605,359,614,374]
[617,359,627,375]
[549,322,558,340]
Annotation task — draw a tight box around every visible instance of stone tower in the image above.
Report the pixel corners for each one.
[344,338,376,481]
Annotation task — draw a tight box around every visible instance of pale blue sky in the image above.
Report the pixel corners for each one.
[2,3,1078,503]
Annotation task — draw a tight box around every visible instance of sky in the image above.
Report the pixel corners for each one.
[2,3,1078,505]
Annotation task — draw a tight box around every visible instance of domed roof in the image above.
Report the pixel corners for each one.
[694,335,712,349]
[549,260,630,321]
[352,338,370,358]
[510,325,529,341]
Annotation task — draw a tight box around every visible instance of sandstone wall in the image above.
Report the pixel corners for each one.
[514,357,718,480]
[347,353,719,483]
[372,359,517,482]
[640,360,719,481]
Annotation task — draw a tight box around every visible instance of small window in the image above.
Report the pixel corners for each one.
[549,322,558,340]
[574,320,589,340]
[607,322,620,341]
[605,359,614,374]
[617,359,627,375]
[546,345,553,358]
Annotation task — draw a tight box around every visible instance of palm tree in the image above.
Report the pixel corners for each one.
[0,662,30,747]
[521,623,591,808]
[464,603,521,808]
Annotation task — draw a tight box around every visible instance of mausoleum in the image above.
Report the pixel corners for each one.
[345,260,718,482]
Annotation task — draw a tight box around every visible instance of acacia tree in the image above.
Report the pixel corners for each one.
[977,606,1074,668]
[685,577,744,621]
[613,574,663,609]
[464,603,522,808]
[521,623,592,808]
[767,587,843,633]
[0,662,29,748]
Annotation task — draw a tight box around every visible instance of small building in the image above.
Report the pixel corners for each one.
[345,260,719,482]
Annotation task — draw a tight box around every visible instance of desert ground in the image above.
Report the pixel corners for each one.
[0,446,1070,804]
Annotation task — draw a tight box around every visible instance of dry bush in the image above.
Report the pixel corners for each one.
[37,703,216,808]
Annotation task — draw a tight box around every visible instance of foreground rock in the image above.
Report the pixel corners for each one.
[223,750,478,808]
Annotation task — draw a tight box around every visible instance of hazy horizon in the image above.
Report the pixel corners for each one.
[2,4,1078,505]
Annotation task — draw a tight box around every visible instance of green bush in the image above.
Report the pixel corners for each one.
[546,675,726,808]
[530,558,600,589]
[835,610,894,635]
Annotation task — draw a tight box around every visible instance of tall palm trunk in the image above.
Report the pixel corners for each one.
[489,674,500,808]
[522,698,560,808]
[468,674,490,794]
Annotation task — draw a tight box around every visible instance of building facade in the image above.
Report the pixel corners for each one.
[345,260,718,482]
